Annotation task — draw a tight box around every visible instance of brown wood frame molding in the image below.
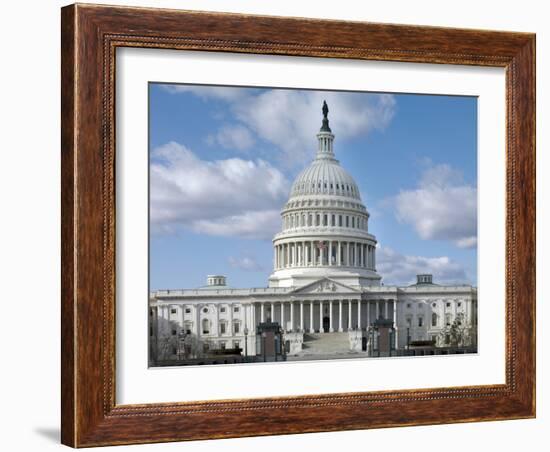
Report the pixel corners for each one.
[61,3,536,447]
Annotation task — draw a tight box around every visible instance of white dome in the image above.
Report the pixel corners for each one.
[289,158,361,201]
[269,101,381,289]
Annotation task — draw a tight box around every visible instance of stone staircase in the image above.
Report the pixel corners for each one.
[296,332,353,356]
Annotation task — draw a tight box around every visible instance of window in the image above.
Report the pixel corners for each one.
[220,341,226,350]
[446,302,451,308]
[339,215,343,227]
[234,341,240,349]
[346,216,349,227]
[323,214,327,226]
[407,303,412,308]
[432,313,438,327]
[233,322,240,334]
[458,302,462,308]
[406,317,412,327]
[316,214,320,226]
[220,323,226,334]
[202,318,209,334]
[446,314,451,326]
[171,329,177,335]
[418,317,424,327]
[220,307,226,313]
[432,303,436,308]
[331,214,335,226]
[203,307,209,313]
[445,334,450,345]
[418,303,424,309]
[170,308,177,314]
[352,217,355,228]
[185,308,191,314]
[233,306,239,313]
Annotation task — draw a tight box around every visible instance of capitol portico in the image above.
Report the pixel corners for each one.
[149,102,477,365]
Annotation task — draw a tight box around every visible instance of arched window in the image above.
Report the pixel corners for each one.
[432,313,438,327]
[202,319,210,334]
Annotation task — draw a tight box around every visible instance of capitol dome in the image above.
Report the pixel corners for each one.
[269,101,381,288]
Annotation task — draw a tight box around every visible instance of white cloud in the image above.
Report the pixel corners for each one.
[377,247,469,286]
[207,124,255,151]
[150,141,288,239]
[392,163,477,248]
[164,85,396,167]
[228,255,264,272]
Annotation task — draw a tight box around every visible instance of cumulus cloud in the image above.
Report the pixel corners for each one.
[164,85,396,167]
[206,124,255,151]
[228,255,264,272]
[392,163,477,248]
[377,247,469,286]
[150,141,288,239]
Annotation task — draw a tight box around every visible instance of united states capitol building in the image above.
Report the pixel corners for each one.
[149,102,477,365]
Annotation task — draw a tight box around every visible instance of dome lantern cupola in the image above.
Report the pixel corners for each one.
[316,100,336,161]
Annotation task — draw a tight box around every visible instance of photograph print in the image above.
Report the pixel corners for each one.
[148,84,478,367]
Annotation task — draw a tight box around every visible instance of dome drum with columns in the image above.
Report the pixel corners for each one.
[269,101,381,288]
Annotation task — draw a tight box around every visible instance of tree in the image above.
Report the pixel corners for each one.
[439,313,475,347]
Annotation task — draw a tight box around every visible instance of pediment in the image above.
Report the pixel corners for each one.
[290,278,359,295]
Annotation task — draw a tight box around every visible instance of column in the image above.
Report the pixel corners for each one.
[355,243,358,266]
[300,301,304,331]
[376,301,380,320]
[292,242,296,267]
[393,300,399,348]
[281,302,285,331]
[215,304,220,335]
[328,241,333,266]
[319,301,324,333]
[347,242,351,266]
[309,302,314,333]
[310,241,314,266]
[338,300,343,332]
[348,300,352,330]
[290,301,295,331]
[358,300,362,330]
[329,301,334,332]
[270,302,275,322]
[229,303,233,336]
[261,302,265,322]
[373,247,376,269]
[195,304,200,337]
[337,241,341,266]
[385,300,389,320]
[286,243,290,267]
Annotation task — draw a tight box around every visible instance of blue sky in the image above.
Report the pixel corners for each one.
[149,83,477,290]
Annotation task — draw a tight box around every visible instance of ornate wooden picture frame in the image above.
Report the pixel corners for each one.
[61,3,535,447]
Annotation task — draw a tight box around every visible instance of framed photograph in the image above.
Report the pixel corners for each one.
[61,3,535,447]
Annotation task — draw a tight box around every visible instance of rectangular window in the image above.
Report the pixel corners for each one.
[446,302,451,308]
[185,308,191,314]
[234,341,240,349]
[220,341,226,350]
[323,214,327,226]
[352,217,355,228]
[331,214,335,226]
[406,317,412,327]
[418,317,423,327]
[170,308,177,314]
[220,307,226,313]
[346,216,349,227]
[233,323,240,334]
[339,215,342,226]
[220,323,226,334]
[233,306,239,313]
